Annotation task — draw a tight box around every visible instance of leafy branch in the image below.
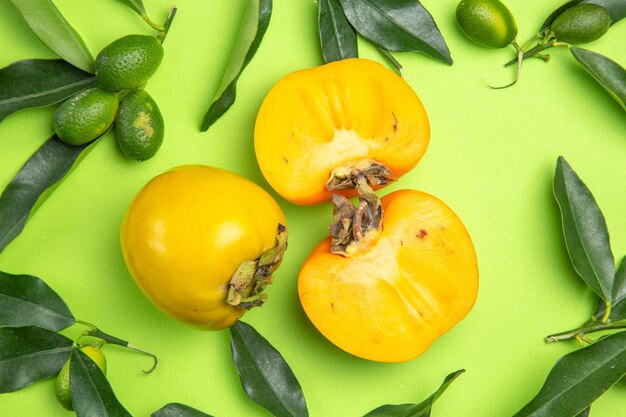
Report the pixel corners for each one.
[318,0,452,74]
[512,157,626,415]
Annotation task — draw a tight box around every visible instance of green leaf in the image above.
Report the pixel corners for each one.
[512,331,626,417]
[362,370,464,417]
[70,348,132,417]
[571,47,626,110]
[0,59,96,122]
[595,257,626,320]
[230,321,308,417]
[577,407,591,417]
[586,0,626,23]
[0,271,75,331]
[9,0,94,73]
[318,0,358,63]
[152,403,214,417]
[0,326,72,393]
[337,0,452,65]
[553,156,615,301]
[0,135,88,254]
[200,0,272,131]
[542,0,626,31]
[117,0,147,16]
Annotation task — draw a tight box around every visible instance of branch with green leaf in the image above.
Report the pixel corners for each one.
[317,0,452,75]
[456,0,625,110]
[0,271,156,414]
[0,0,175,255]
[151,367,464,417]
[512,157,626,416]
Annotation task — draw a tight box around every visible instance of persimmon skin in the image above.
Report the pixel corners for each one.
[120,165,287,330]
[255,58,430,205]
[298,190,478,362]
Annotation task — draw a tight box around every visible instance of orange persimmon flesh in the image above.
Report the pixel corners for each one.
[298,190,478,362]
[254,58,429,205]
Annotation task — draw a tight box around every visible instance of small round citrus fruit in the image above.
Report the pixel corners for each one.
[116,90,164,161]
[456,0,518,48]
[53,88,119,145]
[95,34,164,91]
[551,4,611,44]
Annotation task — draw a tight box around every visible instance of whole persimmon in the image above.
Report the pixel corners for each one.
[298,189,478,362]
[254,58,429,205]
[120,165,287,330]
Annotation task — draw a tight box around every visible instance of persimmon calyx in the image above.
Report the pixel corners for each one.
[330,181,382,256]
[227,224,288,309]
[326,159,393,191]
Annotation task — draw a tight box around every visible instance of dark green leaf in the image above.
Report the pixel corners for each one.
[338,0,452,65]
[152,403,214,417]
[512,331,626,417]
[0,59,96,122]
[542,0,626,31]
[612,256,626,305]
[595,257,626,320]
[553,156,615,301]
[201,0,272,131]
[117,0,147,16]
[70,348,132,417]
[0,326,72,393]
[571,47,626,110]
[9,0,94,73]
[577,407,591,417]
[0,135,88,254]
[230,321,308,417]
[0,271,75,331]
[319,0,358,63]
[586,0,626,23]
[363,370,464,417]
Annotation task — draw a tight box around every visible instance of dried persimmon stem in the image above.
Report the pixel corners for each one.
[329,177,382,257]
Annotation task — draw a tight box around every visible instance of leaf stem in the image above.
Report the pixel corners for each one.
[378,47,404,78]
[546,319,626,343]
[601,300,612,323]
[142,13,165,32]
[75,320,158,373]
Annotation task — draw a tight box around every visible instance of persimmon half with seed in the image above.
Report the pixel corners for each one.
[298,189,478,362]
[254,58,429,205]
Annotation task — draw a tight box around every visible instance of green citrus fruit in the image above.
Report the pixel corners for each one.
[456,0,518,48]
[551,4,611,44]
[54,88,119,146]
[116,90,164,161]
[55,346,107,411]
[95,34,164,91]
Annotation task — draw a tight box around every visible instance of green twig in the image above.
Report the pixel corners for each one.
[546,319,626,343]
[157,7,177,44]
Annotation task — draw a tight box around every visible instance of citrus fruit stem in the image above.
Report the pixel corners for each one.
[74,319,158,373]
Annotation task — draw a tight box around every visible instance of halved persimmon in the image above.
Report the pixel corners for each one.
[254,58,429,205]
[298,189,478,362]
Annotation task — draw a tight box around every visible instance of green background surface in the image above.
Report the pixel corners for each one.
[1,0,625,416]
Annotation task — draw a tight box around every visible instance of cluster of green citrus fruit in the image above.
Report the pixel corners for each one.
[456,0,611,49]
[54,34,165,161]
